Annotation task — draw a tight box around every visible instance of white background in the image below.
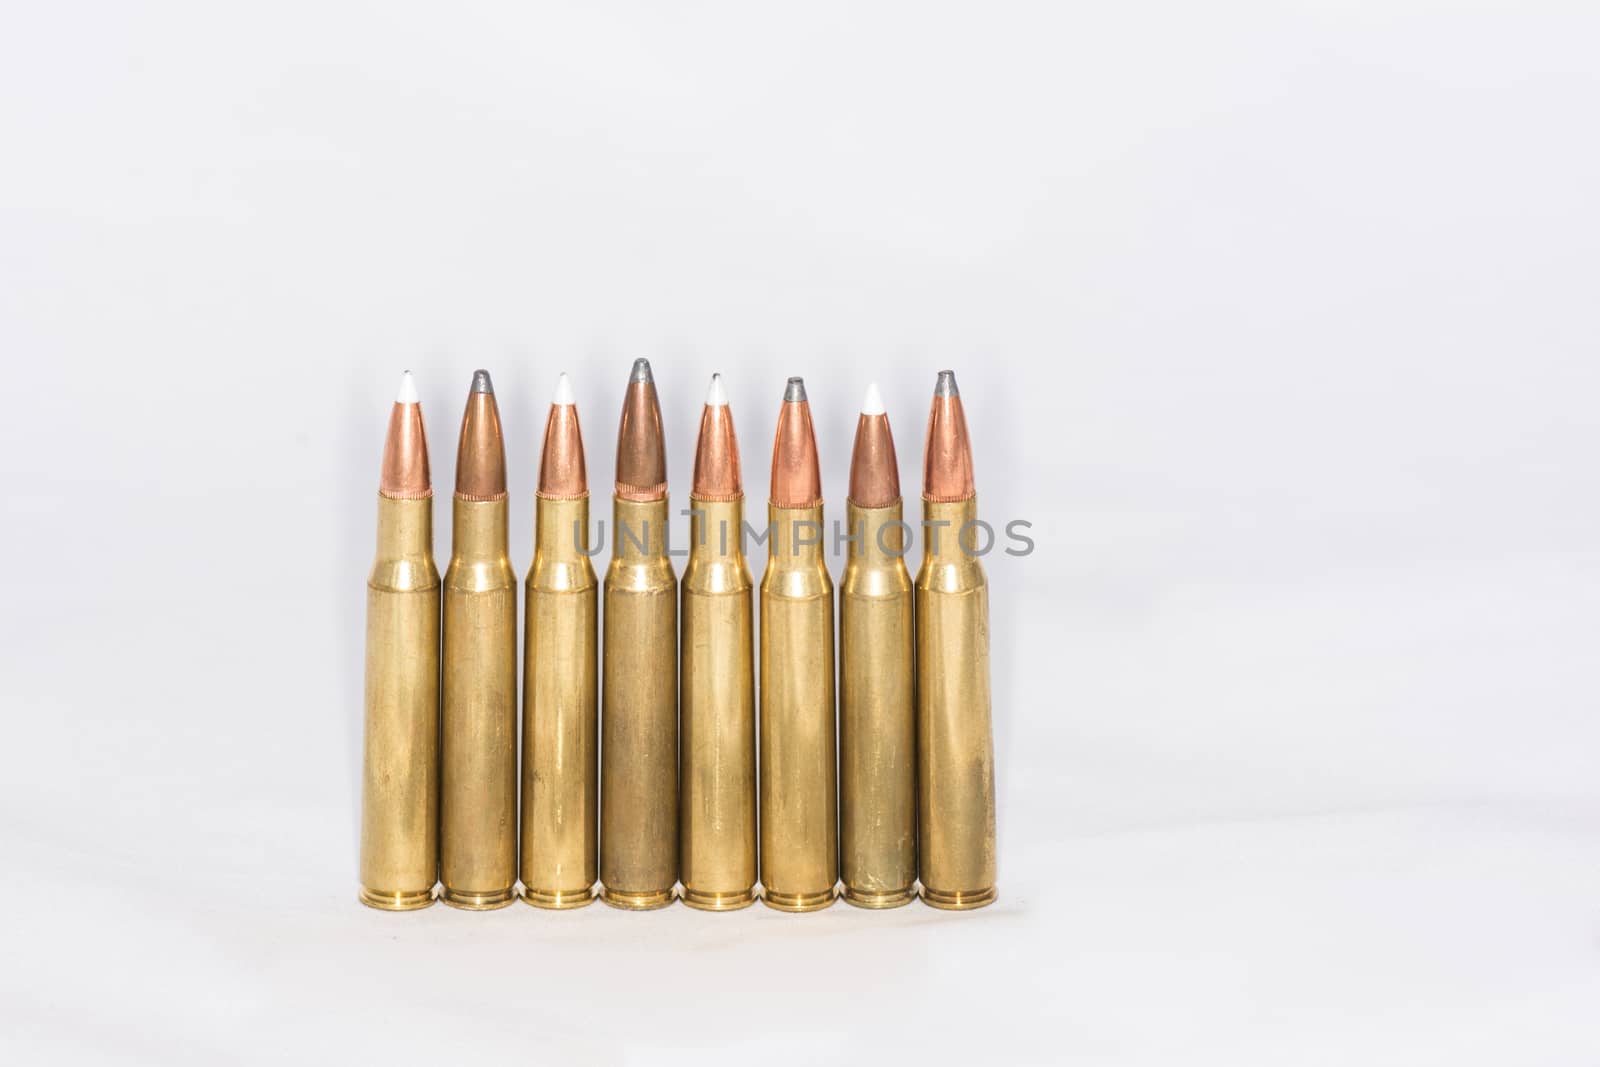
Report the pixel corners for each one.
[3,2,1597,1063]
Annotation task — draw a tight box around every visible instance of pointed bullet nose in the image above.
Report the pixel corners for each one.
[705,373,728,407]
[553,372,576,406]
[472,369,494,394]
[631,358,654,384]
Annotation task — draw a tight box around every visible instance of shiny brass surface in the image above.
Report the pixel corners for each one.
[521,494,599,908]
[839,500,916,908]
[440,496,518,909]
[679,496,757,910]
[758,503,838,912]
[600,496,679,910]
[915,496,998,910]
[360,493,440,910]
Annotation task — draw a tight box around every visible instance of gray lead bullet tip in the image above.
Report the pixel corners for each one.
[935,370,959,397]
[630,358,653,384]
[471,369,494,394]
[784,376,807,403]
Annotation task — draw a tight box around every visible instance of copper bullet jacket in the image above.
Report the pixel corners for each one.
[361,390,440,911]
[379,400,431,500]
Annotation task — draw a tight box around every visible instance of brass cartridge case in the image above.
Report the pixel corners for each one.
[600,496,679,909]
[679,497,758,910]
[915,497,997,909]
[759,503,838,911]
[520,495,599,907]
[440,497,518,909]
[360,494,441,910]
[839,501,916,908]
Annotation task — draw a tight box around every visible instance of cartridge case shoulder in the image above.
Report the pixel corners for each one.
[528,556,598,594]
[916,560,987,597]
[760,564,832,601]
[841,559,911,599]
[445,557,517,594]
[683,556,752,596]
[369,558,441,593]
[605,555,677,595]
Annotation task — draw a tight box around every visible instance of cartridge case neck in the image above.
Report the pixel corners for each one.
[920,496,985,565]
[844,500,910,570]
[374,493,436,568]
[532,494,597,593]
[765,503,827,572]
[611,496,669,562]
[534,494,592,564]
[688,495,746,565]
[451,495,510,563]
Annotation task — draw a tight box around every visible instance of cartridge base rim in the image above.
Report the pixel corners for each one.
[920,885,998,911]
[680,887,758,911]
[842,886,916,909]
[522,886,597,909]
[359,887,436,911]
[761,888,838,913]
[601,886,678,911]
[440,887,517,911]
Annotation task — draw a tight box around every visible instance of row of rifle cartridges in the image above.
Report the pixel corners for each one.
[361,361,996,913]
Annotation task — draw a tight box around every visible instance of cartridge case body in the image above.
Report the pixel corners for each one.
[839,501,916,908]
[520,495,599,907]
[679,497,758,910]
[759,503,838,911]
[440,497,518,908]
[915,496,997,909]
[360,494,441,910]
[600,496,679,909]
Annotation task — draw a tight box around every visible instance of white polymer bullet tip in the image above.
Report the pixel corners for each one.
[396,370,419,404]
[861,382,886,416]
[553,372,575,406]
[705,373,728,406]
